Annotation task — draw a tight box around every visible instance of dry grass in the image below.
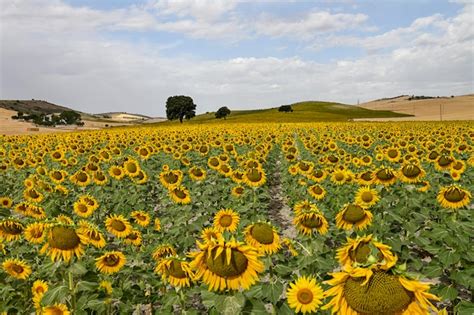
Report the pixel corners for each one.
[358,94,474,121]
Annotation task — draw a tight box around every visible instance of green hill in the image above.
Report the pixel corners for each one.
[163,101,412,124]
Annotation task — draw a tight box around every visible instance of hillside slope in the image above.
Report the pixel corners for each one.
[163,101,411,124]
[359,94,474,121]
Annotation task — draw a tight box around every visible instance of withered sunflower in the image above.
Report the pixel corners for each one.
[336,235,397,270]
[323,267,440,314]
[213,208,240,233]
[244,222,281,255]
[287,276,324,314]
[336,204,373,231]
[2,258,32,279]
[40,225,87,262]
[95,251,126,274]
[105,214,132,238]
[189,238,264,291]
[354,186,380,208]
[437,185,471,209]
[0,219,24,241]
[294,211,329,236]
[169,185,192,205]
[155,257,194,288]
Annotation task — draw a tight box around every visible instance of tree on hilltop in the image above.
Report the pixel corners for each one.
[215,106,231,120]
[166,95,196,123]
[278,105,293,112]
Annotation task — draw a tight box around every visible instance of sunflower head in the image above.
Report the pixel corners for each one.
[41,224,87,262]
[437,185,471,209]
[287,276,324,314]
[95,251,127,274]
[213,208,240,233]
[294,211,329,236]
[244,222,280,255]
[155,257,194,287]
[0,219,24,241]
[2,258,32,280]
[336,204,373,231]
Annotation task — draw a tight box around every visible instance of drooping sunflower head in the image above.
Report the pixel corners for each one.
[40,224,87,262]
[374,167,397,185]
[200,227,223,243]
[24,221,46,244]
[336,204,373,231]
[357,170,374,185]
[437,185,471,210]
[169,185,192,205]
[155,257,194,288]
[95,251,127,274]
[323,268,440,315]
[243,167,266,188]
[2,258,32,280]
[0,219,24,241]
[189,237,264,291]
[152,244,177,262]
[105,214,132,238]
[398,163,425,183]
[189,166,206,181]
[354,186,380,208]
[336,235,397,270]
[293,200,318,216]
[244,222,281,255]
[213,208,240,233]
[159,170,183,189]
[294,211,329,236]
[287,276,324,314]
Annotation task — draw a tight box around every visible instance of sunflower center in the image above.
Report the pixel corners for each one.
[350,243,371,263]
[77,172,88,182]
[438,156,452,166]
[387,149,398,158]
[235,187,244,194]
[209,158,219,167]
[1,222,23,235]
[301,215,322,228]
[297,288,314,304]
[402,165,421,178]
[311,186,323,194]
[343,204,366,223]
[48,226,81,250]
[77,204,88,213]
[112,168,122,176]
[247,169,262,182]
[250,223,274,244]
[206,248,248,277]
[168,260,187,279]
[219,215,233,227]
[335,173,344,181]
[110,219,126,231]
[164,173,178,184]
[343,271,413,314]
[376,169,394,181]
[361,191,373,202]
[361,172,373,181]
[12,264,24,274]
[90,231,101,241]
[174,189,186,199]
[444,187,465,202]
[127,233,139,240]
[104,254,120,266]
[192,169,203,177]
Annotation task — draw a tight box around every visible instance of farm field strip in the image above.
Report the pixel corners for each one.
[0,122,472,314]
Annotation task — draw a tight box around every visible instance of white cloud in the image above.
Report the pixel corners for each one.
[150,0,238,21]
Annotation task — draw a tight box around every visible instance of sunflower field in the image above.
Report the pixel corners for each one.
[0,122,472,315]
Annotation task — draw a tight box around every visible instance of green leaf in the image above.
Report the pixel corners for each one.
[454,301,474,314]
[277,302,294,315]
[423,264,443,278]
[439,250,461,266]
[274,264,293,277]
[75,281,98,293]
[41,285,69,305]
[263,281,283,304]
[215,294,245,315]
[69,262,88,275]
[437,285,458,301]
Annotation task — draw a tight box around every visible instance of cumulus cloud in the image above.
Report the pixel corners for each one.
[0,0,472,116]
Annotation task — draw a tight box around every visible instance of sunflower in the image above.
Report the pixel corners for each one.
[0,197,13,209]
[132,170,148,184]
[336,204,373,231]
[189,166,207,182]
[323,267,440,314]
[169,185,192,205]
[124,229,142,246]
[78,195,99,211]
[123,158,141,177]
[244,222,281,255]
[42,303,70,315]
[374,167,397,186]
[93,171,108,185]
[398,163,426,183]
[14,202,29,216]
[78,221,106,248]
[293,200,317,216]
[287,276,324,314]
[105,214,132,238]
[357,170,375,186]
[99,280,113,295]
[73,201,94,218]
[214,208,240,233]
[385,147,401,163]
[308,169,327,182]
[189,237,265,291]
[200,227,224,243]
[294,211,329,236]
[96,251,127,274]
[154,218,161,231]
[231,185,245,198]
[40,225,87,262]
[152,244,177,262]
[131,210,151,227]
[417,180,431,192]
[336,235,397,270]
[307,184,326,200]
[231,170,245,184]
[70,171,91,187]
[23,188,44,203]
[354,186,380,208]
[109,165,125,180]
[243,168,266,188]
[159,170,183,189]
[24,222,46,244]
[49,170,67,184]
[434,155,453,171]
[437,185,471,209]
[32,279,48,309]
[27,205,47,220]
[2,258,32,279]
[0,219,24,241]
[155,257,194,287]
[331,170,347,185]
[282,238,298,256]
[208,156,221,170]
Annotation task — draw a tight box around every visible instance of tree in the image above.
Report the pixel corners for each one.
[60,111,82,125]
[278,105,293,112]
[166,95,196,123]
[215,106,231,119]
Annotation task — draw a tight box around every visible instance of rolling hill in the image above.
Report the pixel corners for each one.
[161,101,411,125]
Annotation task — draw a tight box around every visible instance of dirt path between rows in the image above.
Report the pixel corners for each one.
[268,152,297,238]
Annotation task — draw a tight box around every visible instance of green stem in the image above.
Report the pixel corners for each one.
[68,271,76,313]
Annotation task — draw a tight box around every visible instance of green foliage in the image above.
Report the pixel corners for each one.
[278,105,293,112]
[215,106,231,119]
[166,95,196,123]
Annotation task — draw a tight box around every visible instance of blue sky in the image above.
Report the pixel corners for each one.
[1,0,472,116]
